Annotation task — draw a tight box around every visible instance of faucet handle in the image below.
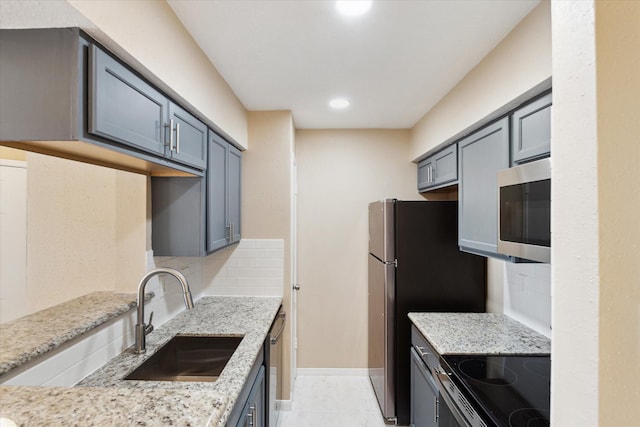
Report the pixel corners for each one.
[145,311,154,335]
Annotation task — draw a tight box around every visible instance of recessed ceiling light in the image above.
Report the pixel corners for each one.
[336,1,372,17]
[329,98,350,109]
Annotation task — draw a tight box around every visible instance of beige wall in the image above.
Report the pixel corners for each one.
[23,153,146,313]
[410,0,551,160]
[552,1,640,425]
[243,111,294,398]
[296,129,420,368]
[596,2,640,424]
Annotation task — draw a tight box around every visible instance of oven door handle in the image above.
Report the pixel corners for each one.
[434,371,473,427]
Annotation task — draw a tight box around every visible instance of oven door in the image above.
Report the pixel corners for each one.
[433,369,473,427]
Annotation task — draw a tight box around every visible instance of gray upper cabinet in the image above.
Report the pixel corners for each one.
[511,92,552,165]
[207,133,230,252]
[89,45,167,156]
[208,132,242,253]
[228,144,242,243]
[89,45,207,171]
[152,130,241,257]
[167,103,208,169]
[417,144,457,192]
[417,158,433,191]
[458,117,510,258]
[0,28,207,176]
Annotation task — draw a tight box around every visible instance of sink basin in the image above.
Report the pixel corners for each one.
[124,335,243,382]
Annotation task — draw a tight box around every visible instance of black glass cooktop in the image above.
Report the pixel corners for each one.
[442,354,551,427]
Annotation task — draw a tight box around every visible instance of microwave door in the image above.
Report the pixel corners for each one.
[497,158,551,263]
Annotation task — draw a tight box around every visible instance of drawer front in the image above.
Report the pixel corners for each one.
[411,325,439,372]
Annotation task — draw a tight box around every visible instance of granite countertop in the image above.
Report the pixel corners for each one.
[0,296,282,426]
[408,312,551,355]
[0,291,147,376]
[0,385,227,426]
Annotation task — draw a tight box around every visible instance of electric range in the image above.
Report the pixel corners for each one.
[436,354,551,427]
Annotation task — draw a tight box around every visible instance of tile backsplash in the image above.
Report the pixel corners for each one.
[503,262,551,337]
[154,239,284,298]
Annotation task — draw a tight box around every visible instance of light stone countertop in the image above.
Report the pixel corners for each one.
[0,385,227,426]
[0,296,282,427]
[0,291,147,376]
[408,312,551,355]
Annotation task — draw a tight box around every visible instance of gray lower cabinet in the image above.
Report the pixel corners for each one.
[151,131,241,257]
[458,117,510,258]
[236,366,266,427]
[410,348,438,427]
[511,92,552,165]
[417,144,457,192]
[228,345,266,427]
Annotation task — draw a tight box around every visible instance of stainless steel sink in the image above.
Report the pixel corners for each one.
[124,335,243,382]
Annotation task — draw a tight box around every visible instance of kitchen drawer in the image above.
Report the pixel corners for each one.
[411,325,439,373]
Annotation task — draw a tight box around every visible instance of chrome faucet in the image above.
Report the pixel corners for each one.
[134,267,194,354]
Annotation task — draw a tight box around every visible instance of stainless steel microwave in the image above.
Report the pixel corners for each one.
[497,158,551,263]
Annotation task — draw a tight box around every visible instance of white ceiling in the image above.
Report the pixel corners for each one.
[168,0,540,129]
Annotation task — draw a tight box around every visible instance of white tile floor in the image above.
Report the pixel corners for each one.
[279,375,388,427]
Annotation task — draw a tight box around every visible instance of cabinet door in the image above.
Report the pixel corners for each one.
[432,144,457,187]
[417,158,433,191]
[511,92,552,164]
[228,145,242,243]
[207,132,229,253]
[410,348,438,427]
[88,45,167,155]
[236,366,265,427]
[167,103,207,169]
[458,117,510,257]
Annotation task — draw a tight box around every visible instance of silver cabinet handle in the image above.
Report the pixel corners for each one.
[413,345,429,358]
[227,223,235,243]
[293,284,301,291]
[175,121,180,154]
[164,119,174,151]
[169,119,175,151]
[247,404,256,427]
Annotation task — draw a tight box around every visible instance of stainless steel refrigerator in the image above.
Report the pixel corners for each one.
[368,199,486,425]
